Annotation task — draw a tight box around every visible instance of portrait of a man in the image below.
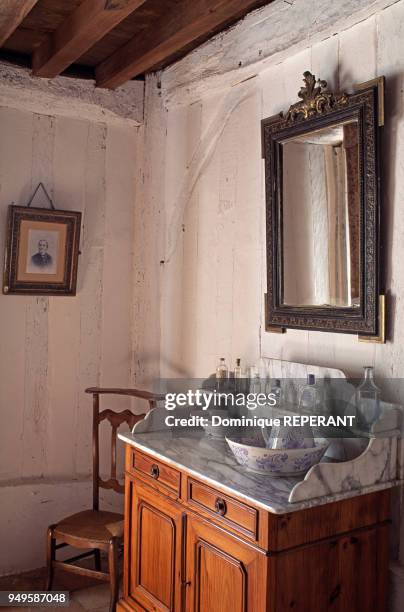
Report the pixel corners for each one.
[25,228,58,275]
[31,239,53,268]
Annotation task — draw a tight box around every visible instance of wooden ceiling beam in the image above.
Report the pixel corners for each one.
[0,0,39,47]
[95,0,268,89]
[32,0,147,79]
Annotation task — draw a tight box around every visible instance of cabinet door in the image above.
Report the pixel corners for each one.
[126,478,184,611]
[185,514,267,612]
[269,523,389,612]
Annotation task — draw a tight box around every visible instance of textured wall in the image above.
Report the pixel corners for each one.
[153,0,404,382]
[0,101,140,573]
[141,0,404,606]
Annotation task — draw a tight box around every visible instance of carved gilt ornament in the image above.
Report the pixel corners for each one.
[285,71,349,121]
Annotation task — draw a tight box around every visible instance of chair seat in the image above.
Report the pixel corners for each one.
[54,510,124,548]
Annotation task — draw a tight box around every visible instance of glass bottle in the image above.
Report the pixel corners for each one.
[216,357,228,391]
[250,373,261,395]
[270,379,283,409]
[264,378,314,449]
[247,365,258,393]
[248,365,258,379]
[216,357,228,379]
[234,358,243,393]
[356,366,381,429]
[234,358,242,378]
[264,374,272,397]
[299,374,323,415]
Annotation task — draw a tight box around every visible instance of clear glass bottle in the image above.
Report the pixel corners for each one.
[264,380,314,449]
[216,357,228,391]
[264,374,272,396]
[234,358,242,378]
[233,358,243,394]
[299,374,324,415]
[246,365,257,393]
[250,373,261,395]
[356,366,381,429]
[270,379,283,409]
[248,365,258,379]
[216,357,228,380]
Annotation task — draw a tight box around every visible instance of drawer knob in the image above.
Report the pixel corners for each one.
[215,497,227,516]
[150,464,160,479]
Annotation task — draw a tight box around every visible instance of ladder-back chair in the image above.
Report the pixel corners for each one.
[45,387,163,612]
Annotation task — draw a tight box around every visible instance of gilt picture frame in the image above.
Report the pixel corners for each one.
[3,205,81,296]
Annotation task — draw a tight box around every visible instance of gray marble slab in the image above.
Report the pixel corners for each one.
[118,429,396,515]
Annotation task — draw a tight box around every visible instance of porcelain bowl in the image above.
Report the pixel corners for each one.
[225,432,329,477]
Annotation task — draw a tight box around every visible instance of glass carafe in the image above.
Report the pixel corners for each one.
[299,374,324,414]
[262,379,314,450]
[356,366,381,430]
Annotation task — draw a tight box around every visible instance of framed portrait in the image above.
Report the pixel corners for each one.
[3,206,81,295]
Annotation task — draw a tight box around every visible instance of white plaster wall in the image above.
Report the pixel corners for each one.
[131,76,164,387]
[140,0,404,607]
[153,0,404,384]
[0,102,140,574]
[0,480,122,573]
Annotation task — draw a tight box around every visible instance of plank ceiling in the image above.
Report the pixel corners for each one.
[0,0,273,89]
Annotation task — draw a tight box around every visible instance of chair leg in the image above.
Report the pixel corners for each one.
[46,526,56,591]
[108,538,119,612]
[94,549,101,571]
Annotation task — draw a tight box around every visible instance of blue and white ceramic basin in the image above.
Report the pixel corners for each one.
[226,432,329,477]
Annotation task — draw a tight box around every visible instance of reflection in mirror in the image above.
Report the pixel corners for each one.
[282,120,360,308]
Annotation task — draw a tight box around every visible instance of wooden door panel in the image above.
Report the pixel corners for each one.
[196,540,246,612]
[186,515,267,612]
[128,480,184,612]
[269,524,389,612]
[336,524,389,612]
[269,537,338,611]
[138,504,175,608]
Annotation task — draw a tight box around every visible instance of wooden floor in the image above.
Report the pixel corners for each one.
[0,564,116,612]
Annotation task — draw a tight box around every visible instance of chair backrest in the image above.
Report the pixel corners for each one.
[85,387,164,511]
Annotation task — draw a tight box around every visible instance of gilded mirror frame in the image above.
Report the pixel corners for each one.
[262,72,384,337]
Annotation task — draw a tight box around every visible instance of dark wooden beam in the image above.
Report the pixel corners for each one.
[0,49,145,83]
[95,0,270,89]
[0,49,94,79]
[32,0,147,78]
[0,0,39,47]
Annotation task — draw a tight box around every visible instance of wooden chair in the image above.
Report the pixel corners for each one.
[45,387,164,612]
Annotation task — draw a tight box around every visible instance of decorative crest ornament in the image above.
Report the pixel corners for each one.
[285,71,349,121]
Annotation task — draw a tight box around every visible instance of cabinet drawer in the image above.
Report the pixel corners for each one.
[187,478,258,540]
[127,448,181,495]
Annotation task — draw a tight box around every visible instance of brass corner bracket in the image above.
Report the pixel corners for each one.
[358,295,386,344]
[264,293,286,334]
[266,325,286,334]
[355,76,385,126]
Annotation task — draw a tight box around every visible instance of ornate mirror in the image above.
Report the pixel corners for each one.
[262,72,384,339]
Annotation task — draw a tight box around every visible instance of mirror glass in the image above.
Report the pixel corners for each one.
[281,119,360,308]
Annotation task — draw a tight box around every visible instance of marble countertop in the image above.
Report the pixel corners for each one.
[118,428,396,514]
